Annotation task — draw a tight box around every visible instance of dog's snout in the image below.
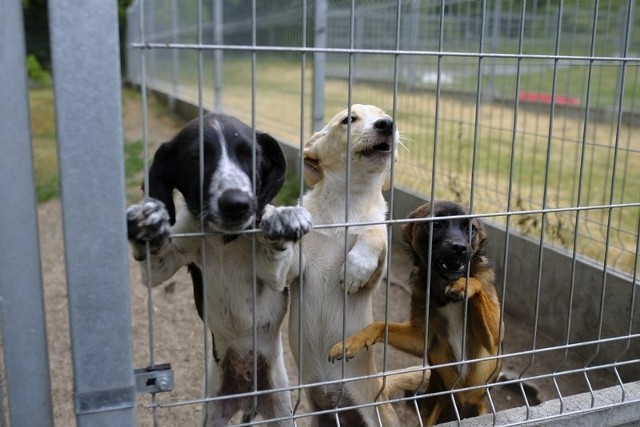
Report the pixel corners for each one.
[218,189,253,218]
[373,118,393,136]
[450,242,468,255]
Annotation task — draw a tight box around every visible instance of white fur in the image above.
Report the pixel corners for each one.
[289,105,399,426]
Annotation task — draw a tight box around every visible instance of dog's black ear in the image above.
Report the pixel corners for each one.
[148,141,177,225]
[256,131,286,213]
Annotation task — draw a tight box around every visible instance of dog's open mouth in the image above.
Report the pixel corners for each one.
[372,141,392,152]
[440,261,465,272]
[359,139,394,158]
[435,255,469,279]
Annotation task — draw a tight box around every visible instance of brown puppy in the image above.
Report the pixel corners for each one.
[329,200,503,426]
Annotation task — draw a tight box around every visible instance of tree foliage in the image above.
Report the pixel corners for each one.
[22,0,134,71]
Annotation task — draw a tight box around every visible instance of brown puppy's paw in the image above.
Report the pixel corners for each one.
[444,277,480,302]
[328,335,373,363]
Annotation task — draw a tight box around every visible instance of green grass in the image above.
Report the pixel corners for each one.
[30,88,59,202]
[124,140,145,202]
[273,171,306,207]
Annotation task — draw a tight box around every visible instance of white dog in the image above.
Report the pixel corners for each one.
[289,105,412,426]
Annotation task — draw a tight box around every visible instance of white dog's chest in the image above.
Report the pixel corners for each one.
[194,238,288,343]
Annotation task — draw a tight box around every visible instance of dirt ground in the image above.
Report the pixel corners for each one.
[41,94,620,426]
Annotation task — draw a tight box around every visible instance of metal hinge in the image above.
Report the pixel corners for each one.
[134,363,174,394]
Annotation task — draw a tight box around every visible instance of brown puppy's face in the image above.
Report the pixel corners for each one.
[303,104,399,188]
[401,201,486,284]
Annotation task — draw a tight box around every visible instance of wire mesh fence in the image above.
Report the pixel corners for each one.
[123,0,640,426]
[127,0,639,277]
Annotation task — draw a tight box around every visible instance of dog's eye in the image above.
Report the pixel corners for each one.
[341,115,357,125]
[431,221,441,229]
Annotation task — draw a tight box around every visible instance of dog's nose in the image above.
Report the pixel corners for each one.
[373,118,393,136]
[451,243,468,255]
[218,190,253,218]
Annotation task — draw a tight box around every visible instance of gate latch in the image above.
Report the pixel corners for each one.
[134,363,174,394]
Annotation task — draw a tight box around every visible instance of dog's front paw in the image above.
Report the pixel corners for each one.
[261,205,312,242]
[444,277,479,302]
[340,250,380,294]
[127,198,171,260]
[328,335,371,363]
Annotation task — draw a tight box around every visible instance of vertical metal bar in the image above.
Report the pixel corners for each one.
[137,0,156,370]
[335,2,356,420]
[146,0,157,86]
[195,0,211,414]
[213,0,224,111]
[406,0,419,89]
[413,1,446,422]
[250,0,259,417]
[137,1,159,423]
[552,0,600,413]
[125,5,141,84]
[488,0,501,102]
[48,0,136,425]
[0,2,54,425]
[450,0,488,421]
[312,0,327,132]
[519,1,564,419]
[614,1,635,119]
[492,2,528,423]
[170,0,180,110]
[584,0,634,404]
[373,0,404,420]
[293,0,308,420]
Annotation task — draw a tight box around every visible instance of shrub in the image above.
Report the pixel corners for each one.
[26,54,51,86]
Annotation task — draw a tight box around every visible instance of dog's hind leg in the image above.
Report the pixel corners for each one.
[418,396,447,427]
[201,398,239,427]
[257,354,293,426]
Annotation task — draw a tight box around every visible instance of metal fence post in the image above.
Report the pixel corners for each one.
[48,1,136,425]
[213,0,224,111]
[126,3,142,85]
[312,0,327,132]
[0,2,54,425]
[487,0,502,102]
[614,0,635,119]
[170,0,180,110]
[406,0,419,89]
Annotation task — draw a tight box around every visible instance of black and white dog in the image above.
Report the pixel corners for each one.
[127,113,311,426]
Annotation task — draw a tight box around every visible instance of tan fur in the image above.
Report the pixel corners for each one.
[290,105,403,427]
[329,201,504,426]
